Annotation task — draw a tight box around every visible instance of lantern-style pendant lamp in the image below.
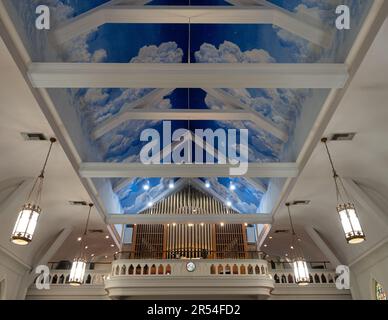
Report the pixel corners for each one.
[69,203,93,286]
[286,203,310,286]
[11,138,56,245]
[322,138,366,244]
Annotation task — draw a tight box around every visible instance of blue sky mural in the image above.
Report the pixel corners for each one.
[5,0,373,215]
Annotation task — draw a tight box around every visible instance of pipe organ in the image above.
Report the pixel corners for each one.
[132,186,248,259]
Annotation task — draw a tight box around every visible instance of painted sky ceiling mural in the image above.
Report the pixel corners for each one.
[6,0,373,215]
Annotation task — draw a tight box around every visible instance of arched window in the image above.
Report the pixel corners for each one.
[375,281,387,300]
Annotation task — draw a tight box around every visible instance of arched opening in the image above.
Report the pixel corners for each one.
[314,274,321,283]
[121,265,126,275]
[151,264,156,275]
[143,265,149,275]
[233,264,239,275]
[210,264,216,275]
[136,264,142,275]
[255,265,260,274]
[58,275,64,284]
[85,274,92,284]
[128,265,134,275]
[158,265,164,275]
[166,264,172,275]
[225,264,231,275]
[51,275,58,284]
[218,264,223,275]
[248,265,253,275]
[274,274,280,283]
[240,265,246,275]
[321,274,327,283]
[288,274,294,283]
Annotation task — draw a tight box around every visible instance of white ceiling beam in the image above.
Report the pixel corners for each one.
[79,162,299,178]
[28,63,349,89]
[92,88,173,139]
[54,5,330,47]
[305,226,343,268]
[106,213,273,225]
[93,109,270,139]
[53,0,151,44]
[342,178,388,227]
[204,88,288,142]
[0,178,34,217]
[227,0,332,47]
[20,227,73,295]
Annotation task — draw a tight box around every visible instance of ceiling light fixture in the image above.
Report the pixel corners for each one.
[229,182,236,191]
[69,203,93,286]
[169,181,175,189]
[11,138,56,246]
[205,181,211,188]
[143,183,150,191]
[286,203,310,286]
[226,201,232,207]
[322,138,365,244]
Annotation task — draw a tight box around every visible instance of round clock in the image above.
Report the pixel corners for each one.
[186,261,196,272]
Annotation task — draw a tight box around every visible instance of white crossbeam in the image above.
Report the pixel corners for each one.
[28,63,349,89]
[54,5,330,47]
[106,213,273,225]
[93,109,274,139]
[79,162,299,178]
[203,88,288,142]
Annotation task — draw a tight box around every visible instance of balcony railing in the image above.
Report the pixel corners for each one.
[110,259,270,277]
[114,250,266,260]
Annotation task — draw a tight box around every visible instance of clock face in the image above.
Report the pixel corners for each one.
[186,261,196,272]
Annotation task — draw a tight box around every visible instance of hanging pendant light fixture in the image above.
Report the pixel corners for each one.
[11,137,56,245]
[286,203,310,286]
[321,138,366,244]
[69,203,93,286]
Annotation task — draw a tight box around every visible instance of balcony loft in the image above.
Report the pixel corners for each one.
[26,255,351,300]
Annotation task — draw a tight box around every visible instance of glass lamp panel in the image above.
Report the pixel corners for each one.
[69,260,86,285]
[11,206,41,245]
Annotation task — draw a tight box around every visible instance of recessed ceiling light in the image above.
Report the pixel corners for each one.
[269,236,273,239]
[77,237,82,242]
[226,201,232,207]
[200,223,204,227]
[91,253,95,257]
[143,184,150,191]
[188,224,194,227]
[244,223,248,227]
[110,244,115,247]
[169,181,175,189]
[229,183,236,191]
[105,235,109,239]
[104,256,108,259]
[290,246,294,250]
[172,223,177,227]
[84,245,88,249]
[220,222,225,227]
[264,244,268,247]
[205,181,211,188]
[148,201,153,207]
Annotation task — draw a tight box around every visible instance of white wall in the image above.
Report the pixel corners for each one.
[0,247,30,300]
[350,240,388,300]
